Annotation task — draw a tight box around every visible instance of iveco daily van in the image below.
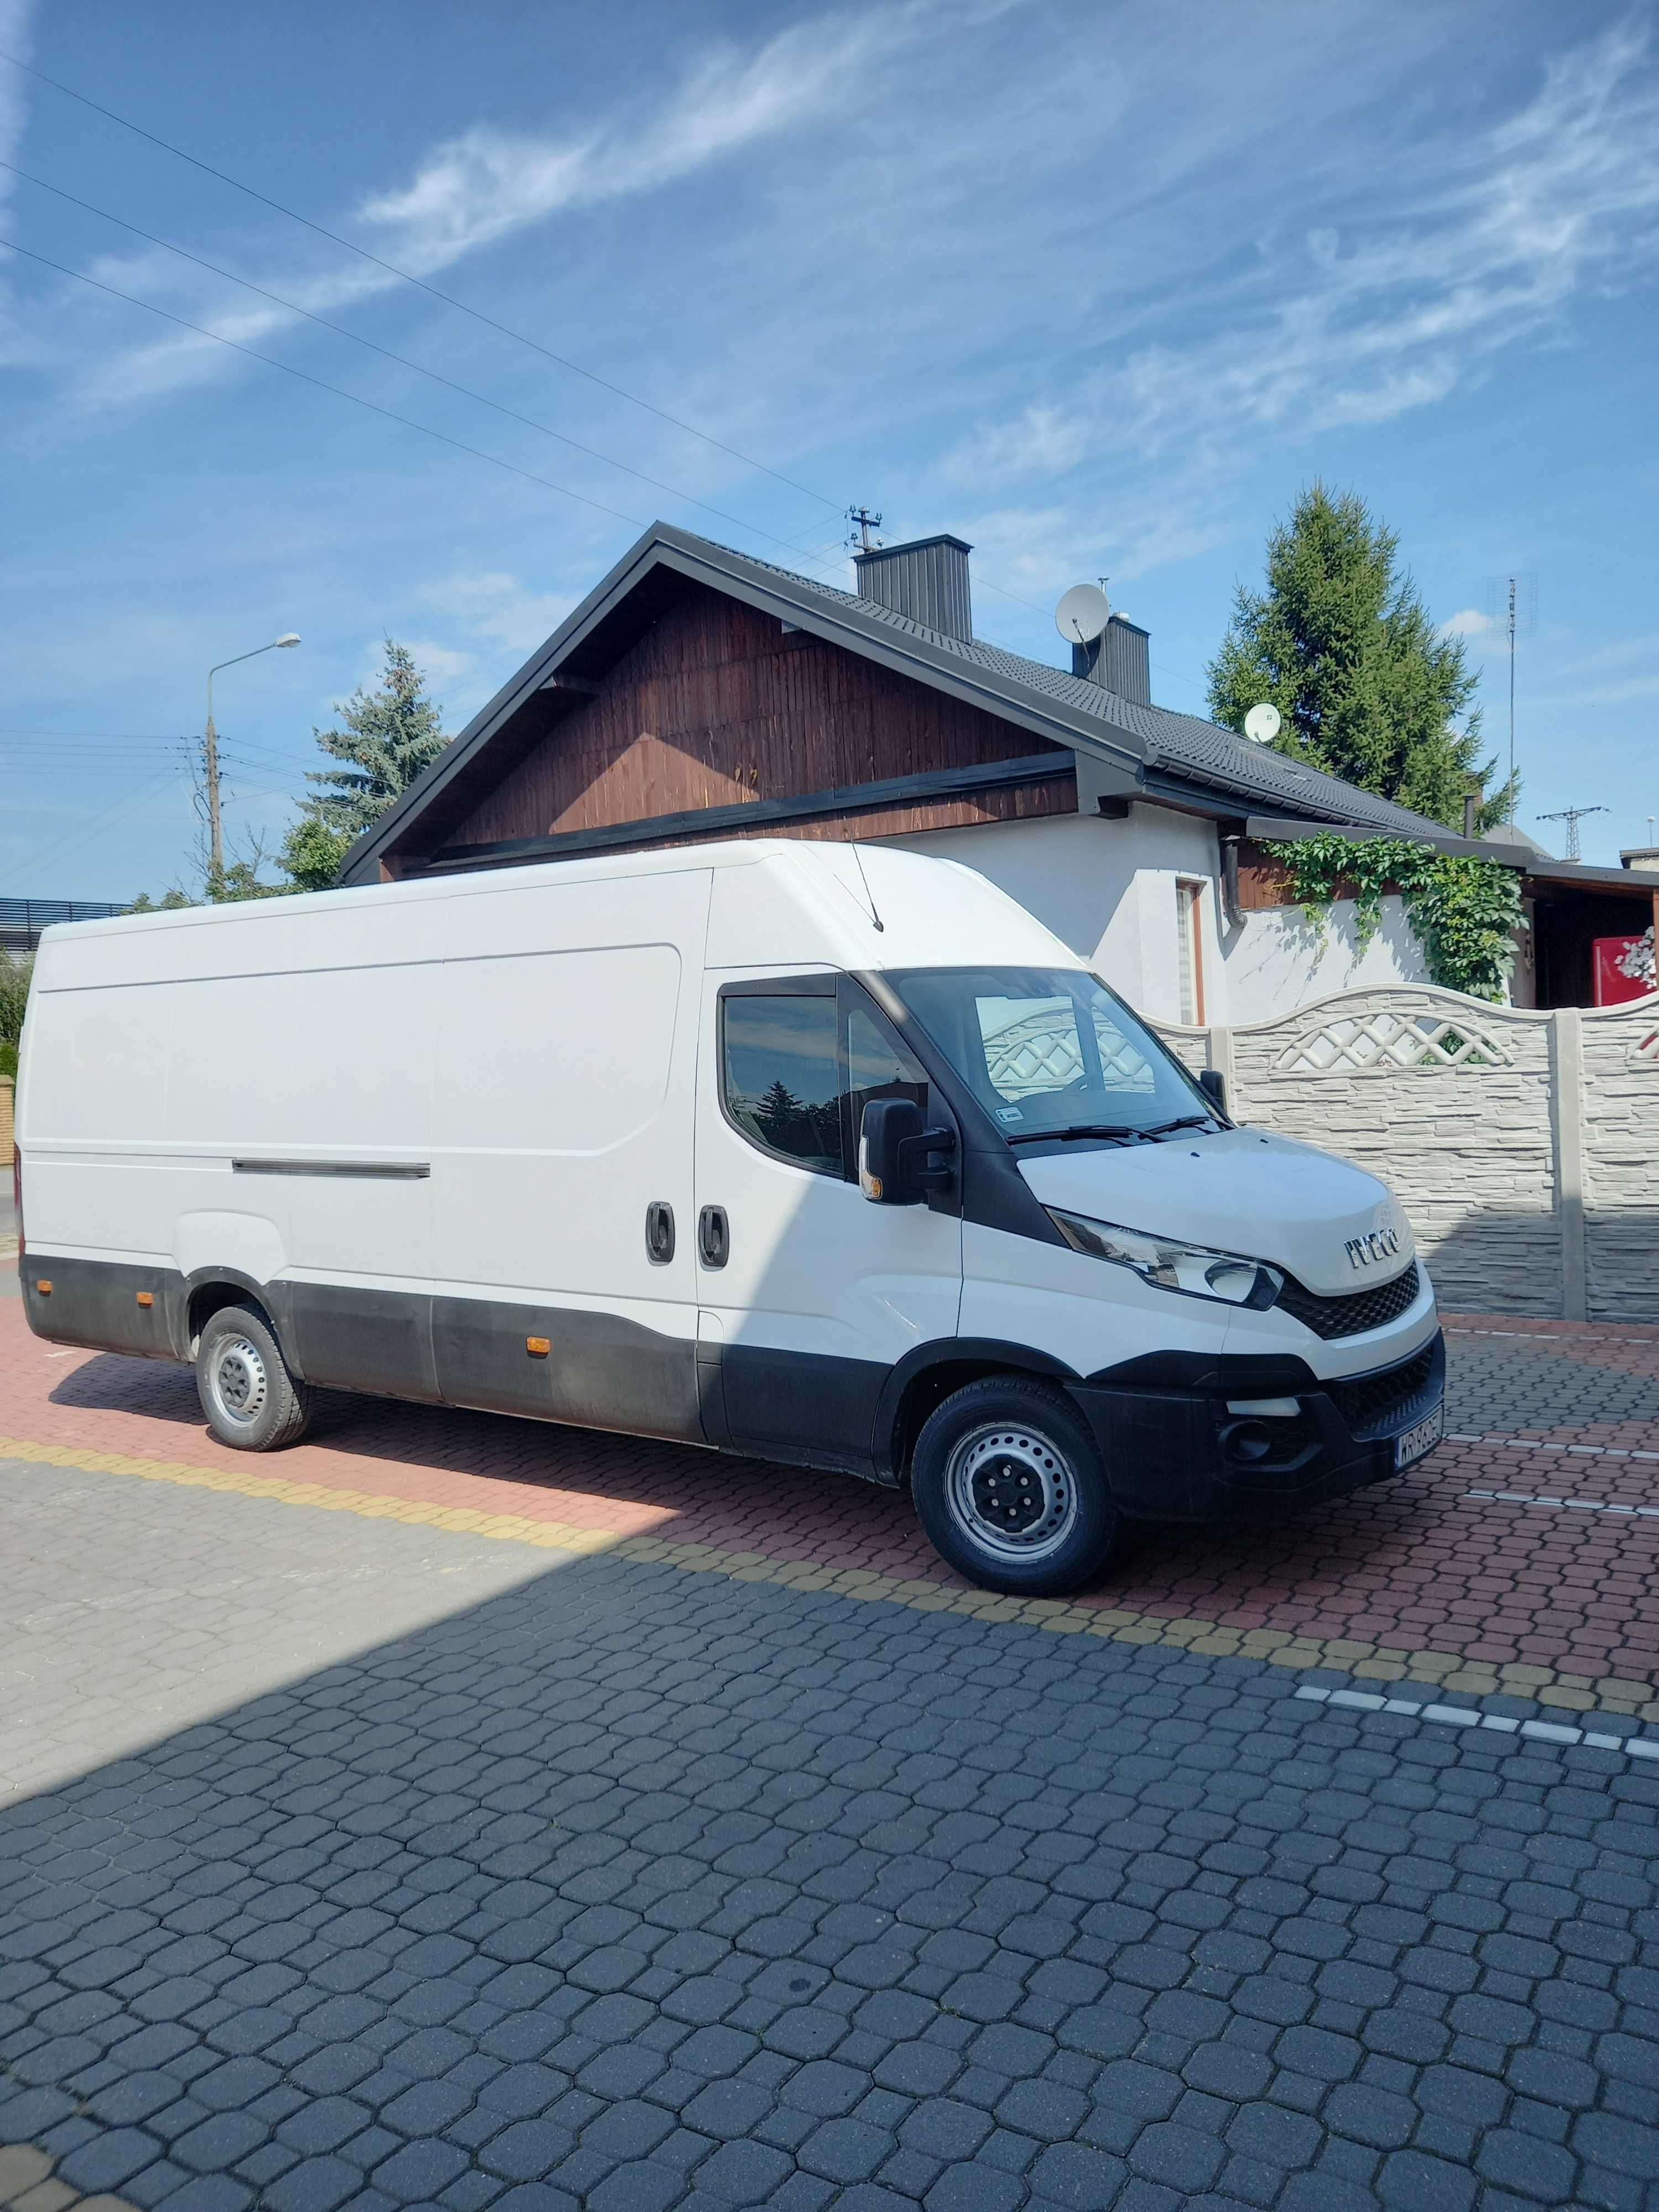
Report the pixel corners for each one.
[15,840,1444,1594]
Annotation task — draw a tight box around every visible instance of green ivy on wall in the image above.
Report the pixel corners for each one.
[1262,834,1523,1003]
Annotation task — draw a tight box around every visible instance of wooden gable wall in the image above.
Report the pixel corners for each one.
[437,583,1076,858]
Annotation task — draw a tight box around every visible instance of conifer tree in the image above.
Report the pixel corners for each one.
[1207,486,1513,830]
[280,639,448,888]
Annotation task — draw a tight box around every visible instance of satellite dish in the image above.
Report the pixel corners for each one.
[1056,583,1111,645]
[1244,702,1282,744]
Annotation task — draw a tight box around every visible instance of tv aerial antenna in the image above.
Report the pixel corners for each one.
[1537,804,1608,862]
[1484,572,1537,826]
[1055,582,1111,645]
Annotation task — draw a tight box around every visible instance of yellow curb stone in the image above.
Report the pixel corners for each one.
[6,1434,1652,1728]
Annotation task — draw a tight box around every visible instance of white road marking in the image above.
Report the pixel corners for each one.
[1463,1489,1659,1519]
[1295,1683,1659,1759]
[1447,1434,1659,1460]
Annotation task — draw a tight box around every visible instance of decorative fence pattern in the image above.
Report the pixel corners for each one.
[1155,987,1659,1323]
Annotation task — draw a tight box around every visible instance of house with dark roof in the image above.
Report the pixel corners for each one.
[341,524,1558,1024]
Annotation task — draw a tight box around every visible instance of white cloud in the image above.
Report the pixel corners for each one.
[1441,608,1495,639]
[360,7,926,270]
[426,571,575,656]
[1532,673,1659,709]
[401,639,475,689]
[947,21,1659,488]
[38,1,937,420]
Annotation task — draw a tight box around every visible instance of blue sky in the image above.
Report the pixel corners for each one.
[2,0,1656,898]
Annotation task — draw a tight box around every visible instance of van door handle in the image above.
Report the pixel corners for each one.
[645,1201,676,1265]
[698,1206,729,1269]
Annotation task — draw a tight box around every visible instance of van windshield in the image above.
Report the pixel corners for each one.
[890,966,1214,1144]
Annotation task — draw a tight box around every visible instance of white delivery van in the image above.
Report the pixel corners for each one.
[15,839,1443,1594]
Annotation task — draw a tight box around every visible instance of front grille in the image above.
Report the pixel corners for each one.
[1273,1259,1421,1340]
[1326,1342,1440,1439]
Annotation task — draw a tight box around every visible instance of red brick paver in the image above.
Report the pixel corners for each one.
[6,1299,1659,1692]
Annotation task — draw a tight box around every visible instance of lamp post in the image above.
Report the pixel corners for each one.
[204,634,301,882]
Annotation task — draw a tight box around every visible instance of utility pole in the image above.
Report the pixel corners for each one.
[1538,804,1609,863]
[846,505,883,553]
[204,635,301,885]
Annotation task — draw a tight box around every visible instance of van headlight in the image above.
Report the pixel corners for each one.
[1045,1208,1283,1309]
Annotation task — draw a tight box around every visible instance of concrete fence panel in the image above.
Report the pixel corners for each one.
[1155,987,1659,1322]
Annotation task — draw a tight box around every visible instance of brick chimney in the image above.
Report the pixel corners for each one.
[853,534,973,641]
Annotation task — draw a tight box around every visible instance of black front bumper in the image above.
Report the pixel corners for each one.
[1070,1329,1446,1524]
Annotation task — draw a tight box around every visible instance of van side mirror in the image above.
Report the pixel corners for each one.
[859,1098,956,1204]
[1198,1068,1229,1119]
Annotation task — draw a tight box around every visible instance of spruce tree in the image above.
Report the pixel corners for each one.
[1207,486,1512,830]
[280,639,448,888]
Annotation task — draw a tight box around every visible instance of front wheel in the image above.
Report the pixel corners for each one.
[195,1303,312,1451]
[911,1376,1120,1595]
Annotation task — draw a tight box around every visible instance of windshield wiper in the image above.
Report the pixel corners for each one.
[1006,1124,1142,1146]
[1005,1114,1218,1147]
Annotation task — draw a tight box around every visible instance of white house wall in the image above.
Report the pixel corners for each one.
[1222,896,1428,1027]
[885,805,1222,1024]
[885,803,1430,1026]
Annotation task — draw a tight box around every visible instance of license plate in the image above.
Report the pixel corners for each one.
[1395,1401,1444,1469]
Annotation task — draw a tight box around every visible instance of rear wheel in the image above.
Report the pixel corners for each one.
[911,1376,1119,1595]
[195,1303,311,1451]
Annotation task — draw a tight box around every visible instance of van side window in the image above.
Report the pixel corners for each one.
[843,1001,928,1162]
[722,996,843,1174]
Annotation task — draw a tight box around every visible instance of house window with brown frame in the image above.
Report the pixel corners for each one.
[1176,878,1207,1027]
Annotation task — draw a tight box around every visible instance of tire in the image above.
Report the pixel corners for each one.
[195,1303,312,1452]
[911,1376,1120,1596]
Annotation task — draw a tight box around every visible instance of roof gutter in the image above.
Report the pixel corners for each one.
[1244,815,1533,867]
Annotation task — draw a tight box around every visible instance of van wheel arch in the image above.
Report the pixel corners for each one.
[880,1340,1079,1484]
[185,1272,272,1354]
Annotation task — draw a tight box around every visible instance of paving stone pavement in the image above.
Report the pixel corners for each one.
[10,1300,1659,1707]
[3,1451,1659,2211]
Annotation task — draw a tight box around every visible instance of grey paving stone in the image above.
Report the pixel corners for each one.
[2,1427,1657,2212]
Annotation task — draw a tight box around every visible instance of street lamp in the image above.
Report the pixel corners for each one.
[204,634,301,882]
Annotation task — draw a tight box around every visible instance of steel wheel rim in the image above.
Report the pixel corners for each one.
[945,1421,1077,1562]
[210,1335,268,1427]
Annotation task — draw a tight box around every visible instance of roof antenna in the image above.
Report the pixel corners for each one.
[849,841,884,932]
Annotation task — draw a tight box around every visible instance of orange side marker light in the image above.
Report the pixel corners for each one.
[525,1336,551,1358]
[136,1291,155,1307]
[35,1279,52,1295]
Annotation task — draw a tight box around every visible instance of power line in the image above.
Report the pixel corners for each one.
[0,158,831,554]
[7,764,187,886]
[0,46,841,513]
[0,232,655,531]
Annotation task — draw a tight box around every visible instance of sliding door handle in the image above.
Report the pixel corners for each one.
[698,1206,729,1269]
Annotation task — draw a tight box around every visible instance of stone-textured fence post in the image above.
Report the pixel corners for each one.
[1550,1006,1587,1323]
